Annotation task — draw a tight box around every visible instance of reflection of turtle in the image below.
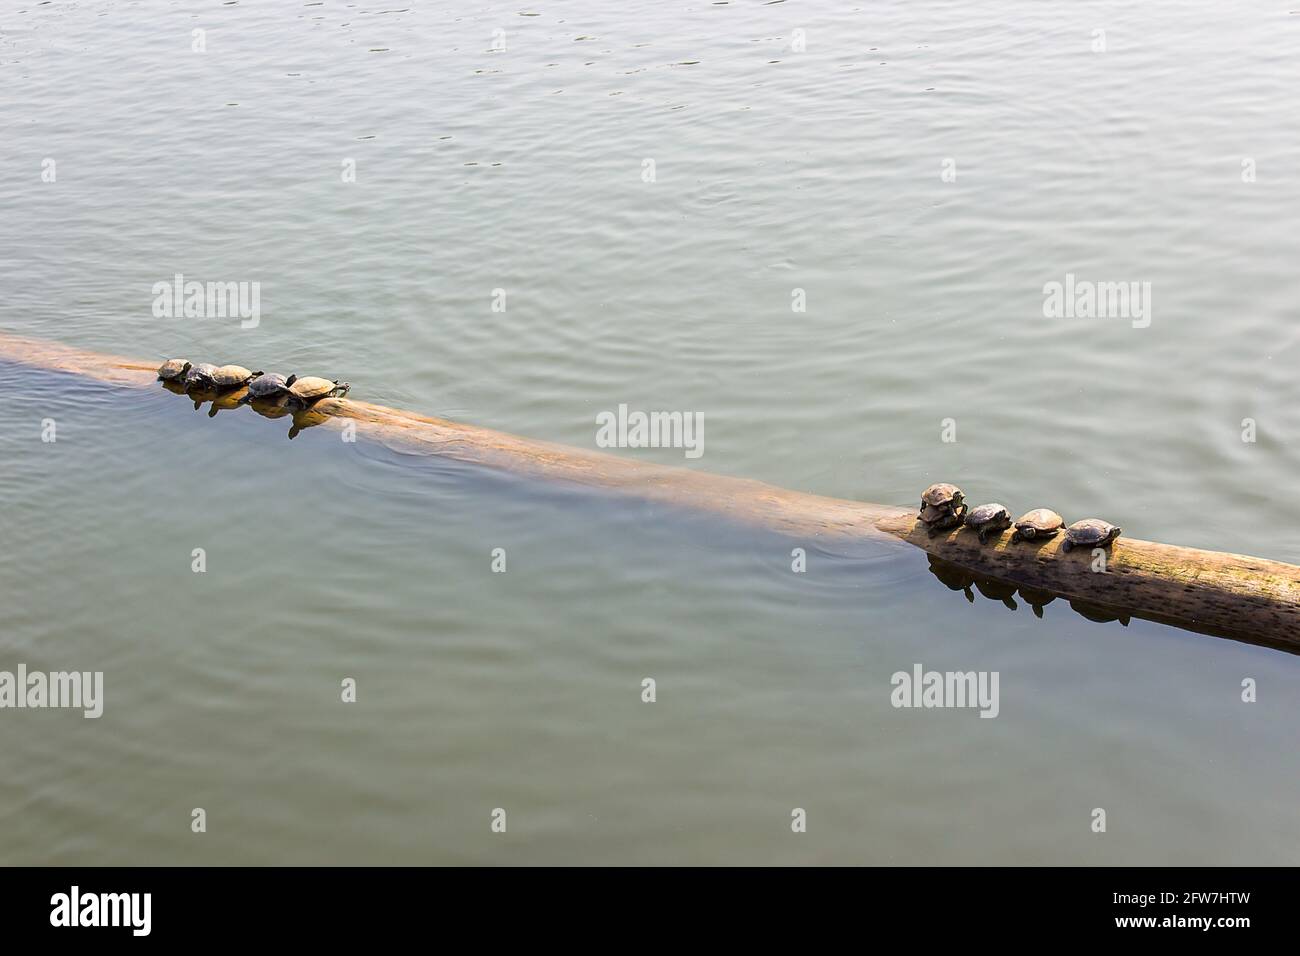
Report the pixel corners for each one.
[188,385,218,411]
[207,386,249,418]
[159,379,189,397]
[1062,518,1122,553]
[157,359,192,381]
[288,407,331,439]
[289,376,350,406]
[964,503,1012,544]
[1011,508,1064,543]
[246,398,292,420]
[1069,599,1130,627]
[1017,586,1057,619]
[974,579,1018,610]
[926,556,975,602]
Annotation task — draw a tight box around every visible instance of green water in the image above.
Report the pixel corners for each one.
[1,1,1297,864]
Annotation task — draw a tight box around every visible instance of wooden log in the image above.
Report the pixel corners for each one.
[3,330,1297,652]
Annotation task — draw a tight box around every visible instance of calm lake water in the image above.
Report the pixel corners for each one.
[1,1,1298,864]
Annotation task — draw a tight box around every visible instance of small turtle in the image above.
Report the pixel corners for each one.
[211,365,262,390]
[157,359,192,381]
[964,503,1012,543]
[919,482,964,516]
[918,482,967,536]
[1010,508,1064,543]
[288,376,351,405]
[1061,518,1122,553]
[183,362,219,389]
[241,372,297,403]
[925,507,966,537]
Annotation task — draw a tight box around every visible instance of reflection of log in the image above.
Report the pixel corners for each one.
[3,330,1298,653]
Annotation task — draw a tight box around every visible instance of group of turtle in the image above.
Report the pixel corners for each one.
[156,359,350,407]
[918,483,1122,553]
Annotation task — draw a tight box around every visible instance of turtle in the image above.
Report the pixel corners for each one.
[918,482,967,536]
[211,365,262,390]
[919,483,964,517]
[157,359,192,381]
[183,362,219,389]
[288,376,351,405]
[964,503,1012,543]
[925,507,967,537]
[1010,508,1064,543]
[241,373,297,403]
[1061,518,1122,553]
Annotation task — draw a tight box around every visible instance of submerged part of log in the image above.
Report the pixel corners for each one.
[2,330,1297,653]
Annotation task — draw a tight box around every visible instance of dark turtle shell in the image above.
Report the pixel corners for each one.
[1063,518,1121,550]
[184,362,218,387]
[965,503,1010,527]
[248,372,294,398]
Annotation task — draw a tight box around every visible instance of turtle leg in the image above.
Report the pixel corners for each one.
[1002,597,1017,610]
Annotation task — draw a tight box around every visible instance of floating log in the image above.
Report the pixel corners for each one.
[2,330,1297,653]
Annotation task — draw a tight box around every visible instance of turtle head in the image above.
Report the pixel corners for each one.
[251,370,264,379]
[182,361,192,374]
[285,374,297,386]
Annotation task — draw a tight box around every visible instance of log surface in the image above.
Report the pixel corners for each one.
[3,330,1297,652]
